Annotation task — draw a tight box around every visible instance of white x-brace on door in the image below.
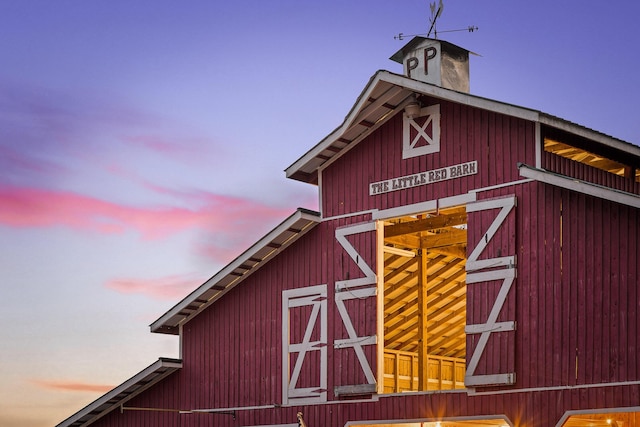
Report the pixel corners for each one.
[282,284,327,404]
[465,195,517,387]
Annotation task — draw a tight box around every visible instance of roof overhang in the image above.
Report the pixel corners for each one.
[151,208,321,334]
[55,358,182,427]
[285,70,639,184]
[519,163,640,209]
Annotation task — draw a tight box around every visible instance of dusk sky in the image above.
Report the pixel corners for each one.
[1,1,638,426]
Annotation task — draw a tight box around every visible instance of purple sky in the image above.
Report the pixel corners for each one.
[1,1,638,426]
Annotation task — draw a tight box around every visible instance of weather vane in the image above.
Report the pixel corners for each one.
[427,0,444,38]
[394,0,478,41]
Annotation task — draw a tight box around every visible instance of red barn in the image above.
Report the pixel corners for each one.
[58,37,640,427]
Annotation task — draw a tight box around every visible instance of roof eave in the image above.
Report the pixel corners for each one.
[150,208,321,334]
[55,358,182,427]
[539,113,640,158]
[285,70,638,184]
[285,70,543,184]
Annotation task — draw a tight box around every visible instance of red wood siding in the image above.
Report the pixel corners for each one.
[514,181,640,389]
[544,152,640,195]
[84,97,640,427]
[90,376,640,427]
[178,214,378,410]
[321,99,536,218]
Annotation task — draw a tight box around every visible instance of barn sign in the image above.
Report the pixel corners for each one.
[369,160,478,195]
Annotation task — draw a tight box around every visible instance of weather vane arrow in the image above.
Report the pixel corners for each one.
[394,0,477,41]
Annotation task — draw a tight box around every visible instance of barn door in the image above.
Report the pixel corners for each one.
[464,195,517,387]
[282,284,327,404]
[333,222,378,396]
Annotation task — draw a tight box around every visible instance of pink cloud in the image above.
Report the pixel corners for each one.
[123,134,208,157]
[0,184,295,243]
[31,379,114,393]
[105,274,205,300]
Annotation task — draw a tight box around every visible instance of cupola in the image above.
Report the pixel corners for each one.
[390,37,471,93]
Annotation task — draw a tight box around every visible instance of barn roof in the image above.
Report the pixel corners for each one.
[55,358,182,427]
[151,208,320,335]
[285,70,640,184]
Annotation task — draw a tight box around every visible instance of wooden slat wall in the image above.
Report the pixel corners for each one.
[321,99,536,218]
[179,225,324,411]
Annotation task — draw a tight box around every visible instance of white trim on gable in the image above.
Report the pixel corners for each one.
[286,70,638,186]
[151,209,320,335]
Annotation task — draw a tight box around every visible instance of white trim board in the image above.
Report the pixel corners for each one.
[518,163,640,209]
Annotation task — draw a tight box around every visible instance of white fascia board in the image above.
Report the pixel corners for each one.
[150,209,320,333]
[286,70,542,180]
[284,125,342,179]
[285,72,388,179]
[56,358,182,427]
[518,163,640,209]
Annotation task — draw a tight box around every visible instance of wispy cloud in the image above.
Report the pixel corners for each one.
[105,273,205,300]
[31,379,114,393]
[0,184,296,253]
[0,81,221,191]
[0,184,202,238]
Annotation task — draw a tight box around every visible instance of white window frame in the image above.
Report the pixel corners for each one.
[402,104,441,159]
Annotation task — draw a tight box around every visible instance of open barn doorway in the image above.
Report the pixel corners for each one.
[379,204,467,393]
[560,410,640,426]
[349,417,511,427]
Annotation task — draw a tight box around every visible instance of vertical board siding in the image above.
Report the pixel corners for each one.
[514,180,640,389]
[544,151,640,195]
[89,380,640,427]
[321,101,536,218]
[87,102,640,427]
[561,188,640,385]
[180,215,379,411]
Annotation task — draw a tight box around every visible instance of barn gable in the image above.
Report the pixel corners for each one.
[150,208,320,335]
[58,36,640,427]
